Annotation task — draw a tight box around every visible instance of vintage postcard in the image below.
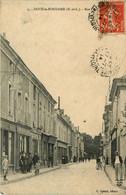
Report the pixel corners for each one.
[0,0,126,195]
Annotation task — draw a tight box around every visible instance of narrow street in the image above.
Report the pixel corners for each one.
[1,160,126,195]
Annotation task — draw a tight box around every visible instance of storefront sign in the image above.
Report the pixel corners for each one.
[57,142,67,149]
[18,126,30,136]
[1,120,16,132]
[48,136,57,144]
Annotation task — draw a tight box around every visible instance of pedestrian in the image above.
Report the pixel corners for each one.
[99,157,102,170]
[32,153,39,167]
[96,156,100,170]
[2,155,9,181]
[105,156,109,165]
[35,160,40,175]
[102,156,106,171]
[28,153,32,172]
[88,156,90,162]
[24,153,28,173]
[114,151,123,186]
[124,156,126,180]
[19,152,23,173]
[73,155,76,163]
[50,154,53,167]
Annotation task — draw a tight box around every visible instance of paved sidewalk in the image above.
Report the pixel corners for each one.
[0,162,75,186]
[105,165,126,190]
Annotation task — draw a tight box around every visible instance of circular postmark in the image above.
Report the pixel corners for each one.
[88,4,100,32]
[90,47,120,77]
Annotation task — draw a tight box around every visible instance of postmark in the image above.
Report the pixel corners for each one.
[90,47,120,77]
[99,1,124,34]
[88,4,99,31]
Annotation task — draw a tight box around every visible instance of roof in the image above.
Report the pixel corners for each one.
[109,76,126,101]
[0,34,56,104]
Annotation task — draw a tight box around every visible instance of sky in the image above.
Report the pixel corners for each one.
[0,1,126,137]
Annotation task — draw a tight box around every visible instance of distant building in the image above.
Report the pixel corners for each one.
[102,104,112,164]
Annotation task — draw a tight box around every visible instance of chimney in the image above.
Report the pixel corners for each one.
[2,32,10,44]
[58,96,60,109]
[3,32,6,39]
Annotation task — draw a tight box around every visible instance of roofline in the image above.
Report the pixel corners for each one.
[109,77,126,101]
[0,34,57,104]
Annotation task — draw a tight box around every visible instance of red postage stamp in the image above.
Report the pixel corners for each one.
[99,1,124,33]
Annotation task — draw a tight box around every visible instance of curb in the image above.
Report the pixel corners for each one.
[104,167,126,190]
[0,166,61,186]
[0,162,76,186]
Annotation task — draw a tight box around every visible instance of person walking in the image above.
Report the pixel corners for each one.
[28,153,32,172]
[96,156,101,170]
[2,155,9,181]
[32,153,39,167]
[114,151,123,186]
[35,160,40,175]
[124,156,126,180]
[102,156,106,171]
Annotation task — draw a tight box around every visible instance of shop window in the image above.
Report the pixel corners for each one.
[20,135,29,153]
[33,140,38,155]
[9,82,13,115]
[9,132,14,165]
[3,131,8,156]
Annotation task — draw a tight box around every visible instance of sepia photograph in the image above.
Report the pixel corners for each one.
[0,0,126,194]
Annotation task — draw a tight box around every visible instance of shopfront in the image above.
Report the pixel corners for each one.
[0,119,16,173]
[57,141,67,164]
[48,136,57,167]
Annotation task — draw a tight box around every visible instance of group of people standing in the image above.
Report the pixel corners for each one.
[19,152,40,174]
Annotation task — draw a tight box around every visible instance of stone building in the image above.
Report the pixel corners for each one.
[0,34,57,173]
[102,104,112,165]
[0,34,85,174]
[103,76,126,168]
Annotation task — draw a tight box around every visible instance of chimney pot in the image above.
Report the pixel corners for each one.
[58,96,60,109]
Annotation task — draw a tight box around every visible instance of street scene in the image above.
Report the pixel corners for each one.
[1,161,126,195]
[0,1,126,195]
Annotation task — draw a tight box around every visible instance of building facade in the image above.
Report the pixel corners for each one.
[0,35,57,173]
[103,76,126,171]
[0,35,85,174]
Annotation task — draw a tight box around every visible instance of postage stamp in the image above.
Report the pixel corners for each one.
[99,1,125,34]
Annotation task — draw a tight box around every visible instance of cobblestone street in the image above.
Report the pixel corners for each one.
[1,160,126,195]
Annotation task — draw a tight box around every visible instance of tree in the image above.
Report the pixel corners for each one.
[82,133,101,158]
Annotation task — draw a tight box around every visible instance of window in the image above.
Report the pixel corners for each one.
[25,94,29,123]
[9,82,13,115]
[25,94,29,113]
[10,60,12,66]
[51,105,53,115]
[18,92,22,109]
[39,101,42,127]
[33,103,36,128]
[48,101,50,112]
[33,85,36,100]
